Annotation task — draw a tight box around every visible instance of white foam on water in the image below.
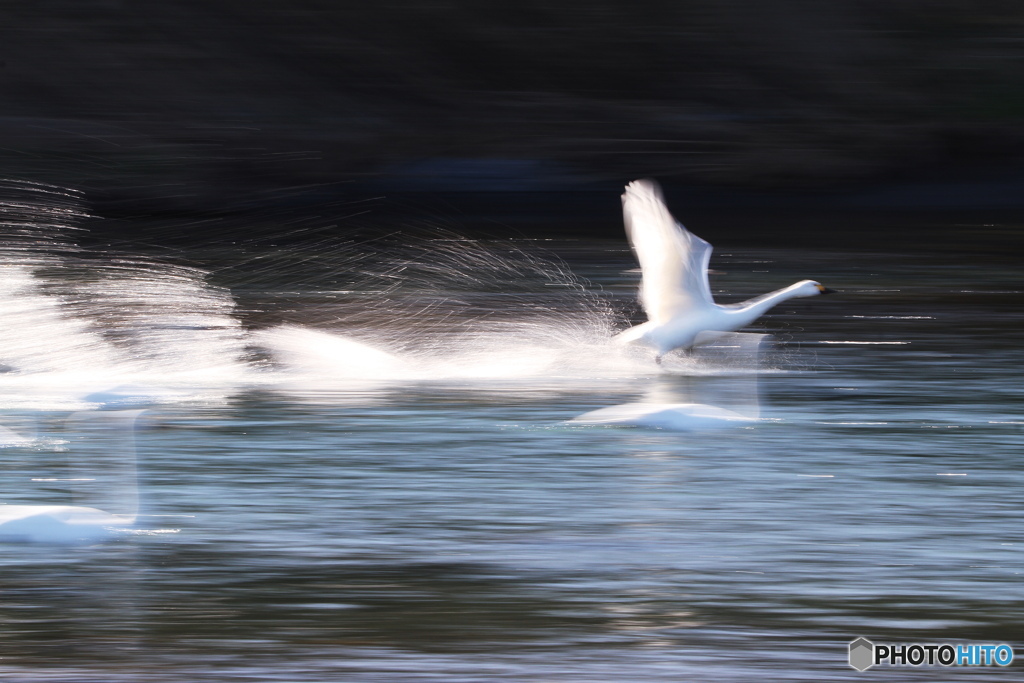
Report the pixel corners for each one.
[0,181,254,409]
[0,263,121,376]
[255,321,693,386]
[0,260,252,409]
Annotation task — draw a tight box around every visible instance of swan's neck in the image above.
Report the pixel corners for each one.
[730,282,810,322]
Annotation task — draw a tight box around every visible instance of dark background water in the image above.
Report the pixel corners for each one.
[3,0,1024,233]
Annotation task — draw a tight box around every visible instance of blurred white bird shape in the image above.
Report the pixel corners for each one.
[0,504,132,543]
[615,179,833,362]
[571,332,770,431]
[0,410,141,543]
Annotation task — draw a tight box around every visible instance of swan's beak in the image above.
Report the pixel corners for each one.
[816,284,836,295]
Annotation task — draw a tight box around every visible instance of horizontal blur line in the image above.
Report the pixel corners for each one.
[136,514,197,518]
[589,151,711,154]
[819,341,911,345]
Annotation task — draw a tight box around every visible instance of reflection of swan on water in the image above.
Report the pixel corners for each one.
[0,424,34,448]
[570,401,756,431]
[615,180,833,362]
[0,505,133,544]
[570,332,770,431]
[0,410,142,543]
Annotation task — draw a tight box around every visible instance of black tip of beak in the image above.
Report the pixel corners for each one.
[821,287,837,295]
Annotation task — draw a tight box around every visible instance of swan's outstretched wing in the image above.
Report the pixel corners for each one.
[622,180,713,323]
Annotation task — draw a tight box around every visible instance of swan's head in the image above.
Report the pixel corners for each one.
[793,280,836,297]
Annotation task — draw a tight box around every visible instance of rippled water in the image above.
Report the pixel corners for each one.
[0,186,1022,681]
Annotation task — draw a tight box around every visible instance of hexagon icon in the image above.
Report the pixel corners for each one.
[849,637,875,671]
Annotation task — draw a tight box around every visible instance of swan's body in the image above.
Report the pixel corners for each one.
[616,180,832,359]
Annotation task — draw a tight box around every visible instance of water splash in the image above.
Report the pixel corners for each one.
[248,234,772,387]
[242,230,653,384]
[0,180,251,409]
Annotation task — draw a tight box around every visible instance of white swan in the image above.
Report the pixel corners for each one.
[615,179,833,361]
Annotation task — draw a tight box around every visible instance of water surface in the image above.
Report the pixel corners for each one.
[1,214,1022,681]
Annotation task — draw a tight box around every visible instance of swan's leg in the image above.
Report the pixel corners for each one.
[654,354,663,366]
